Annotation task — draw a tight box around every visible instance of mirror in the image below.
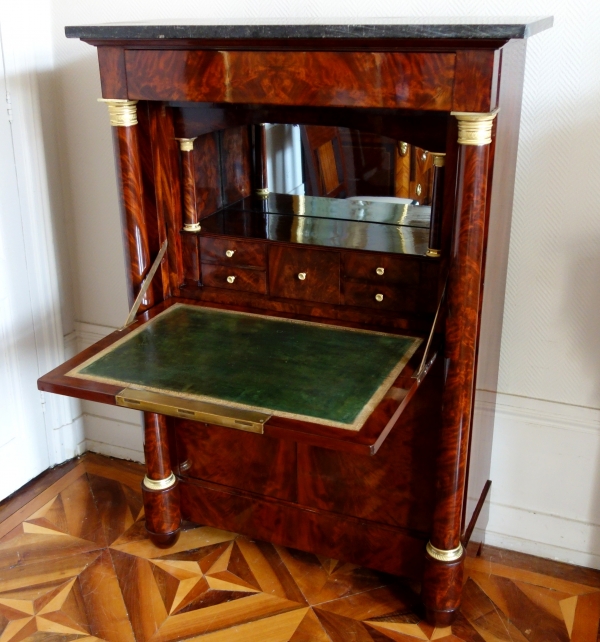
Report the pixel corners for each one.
[191,121,445,257]
[264,123,436,205]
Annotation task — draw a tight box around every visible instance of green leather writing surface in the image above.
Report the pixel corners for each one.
[72,304,421,430]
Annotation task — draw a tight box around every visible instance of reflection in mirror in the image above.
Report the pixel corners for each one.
[261,123,445,254]
[265,124,437,206]
[195,123,446,257]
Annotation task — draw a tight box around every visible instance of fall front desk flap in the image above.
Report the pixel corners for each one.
[66,304,421,432]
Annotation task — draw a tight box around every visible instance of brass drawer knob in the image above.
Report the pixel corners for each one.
[421,152,428,162]
[375,293,384,302]
[297,272,307,281]
[376,267,385,276]
[225,250,235,258]
[416,183,422,197]
[227,275,236,284]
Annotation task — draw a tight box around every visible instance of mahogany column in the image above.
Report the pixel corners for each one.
[99,99,154,311]
[177,137,201,232]
[254,123,269,199]
[176,137,201,283]
[422,110,498,626]
[100,99,180,547]
[426,153,446,258]
[141,413,181,547]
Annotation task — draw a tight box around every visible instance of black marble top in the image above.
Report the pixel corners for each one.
[65,17,553,41]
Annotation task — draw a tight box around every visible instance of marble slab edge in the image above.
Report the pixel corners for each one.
[65,17,554,41]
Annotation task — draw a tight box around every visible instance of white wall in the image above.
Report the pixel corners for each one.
[43,1,600,567]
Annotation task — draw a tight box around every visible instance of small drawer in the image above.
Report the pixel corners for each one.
[269,246,340,305]
[200,237,266,268]
[343,282,417,312]
[202,264,266,294]
[342,252,420,285]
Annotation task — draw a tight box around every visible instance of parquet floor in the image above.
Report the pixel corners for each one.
[0,454,599,642]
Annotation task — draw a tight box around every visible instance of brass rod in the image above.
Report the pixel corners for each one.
[413,277,448,383]
[122,239,168,328]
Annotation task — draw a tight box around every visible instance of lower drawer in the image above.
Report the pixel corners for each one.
[175,420,297,502]
[202,264,266,294]
[343,281,417,312]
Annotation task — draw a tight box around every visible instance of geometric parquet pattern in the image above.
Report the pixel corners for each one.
[1,455,599,642]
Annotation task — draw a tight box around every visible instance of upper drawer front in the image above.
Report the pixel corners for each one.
[342,252,421,285]
[125,50,455,111]
[200,237,266,268]
[269,246,340,305]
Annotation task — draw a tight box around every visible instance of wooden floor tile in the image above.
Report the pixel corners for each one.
[317,584,418,621]
[0,465,87,541]
[478,547,600,591]
[570,592,600,642]
[185,608,309,642]
[466,556,598,596]
[288,608,332,641]
[313,609,376,642]
[2,453,600,642]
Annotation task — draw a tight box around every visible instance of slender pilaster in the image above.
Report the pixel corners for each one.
[141,412,181,547]
[99,99,154,312]
[422,110,498,626]
[254,123,269,199]
[426,153,446,258]
[176,138,201,232]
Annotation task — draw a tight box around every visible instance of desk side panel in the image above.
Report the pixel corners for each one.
[465,39,528,541]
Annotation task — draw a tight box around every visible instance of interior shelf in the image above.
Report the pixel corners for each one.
[196,193,434,257]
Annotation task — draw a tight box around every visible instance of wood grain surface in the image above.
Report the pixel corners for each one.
[180,144,199,230]
[201,264,267,294]
[125,50,455,110]
[112,123,154,311]
[142,413,181,545]
[268,246,341,305]
[147,102,183,297]
[421,139,493,625]
[200,237,266,269]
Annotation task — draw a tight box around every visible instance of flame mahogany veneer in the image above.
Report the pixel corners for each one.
[38,20,551,626]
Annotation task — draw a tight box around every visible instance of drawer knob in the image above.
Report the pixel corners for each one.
[297,272,307,281]
[225,250,235,258]
[376,267,385,276]
[416,183,422,197]
[421,152,428,162]
[375,293,384,302]
[227,275,236,284]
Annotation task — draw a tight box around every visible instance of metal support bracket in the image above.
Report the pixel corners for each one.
[413,277,448,383]
[122,239,168,328]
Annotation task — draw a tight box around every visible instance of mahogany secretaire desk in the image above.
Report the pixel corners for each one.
[39,18,552,625]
